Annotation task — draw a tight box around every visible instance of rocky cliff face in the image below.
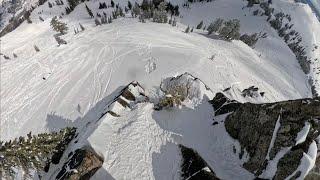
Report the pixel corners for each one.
[55,148,103,180]
[211,93,320,179]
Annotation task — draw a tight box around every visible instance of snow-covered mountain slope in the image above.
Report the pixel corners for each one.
[1,0,320,179]
[42,75,254,180]
[39,74,319,180]
[1,0,315,141]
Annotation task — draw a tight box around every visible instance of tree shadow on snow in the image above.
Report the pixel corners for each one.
[44,86,126,133]
[151,95,213,142]
[197,32,226,41]
[91,167,116,180]
[43,86,127,179]
[151,142,181,180]
[151,95,215,177]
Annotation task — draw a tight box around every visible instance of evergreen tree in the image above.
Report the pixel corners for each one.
[85,4,94,18]
[0,127,76,179]
[185,25,190,33]
[108,16,112,23]
[172,18,177,26]
[219,19,240,40]
[207,18,223,35]
[153,2,167,23]
[50,16,68,34]
[111,0,115,8]
[128,1,132,9]
[67,0,79,11]
[48,2,53,8]
[141,0,150,11]
[79,23,85,31]
[132,2,141,17]
[196,20,203,29]
[240,33,259,47]
[95,18,101,26]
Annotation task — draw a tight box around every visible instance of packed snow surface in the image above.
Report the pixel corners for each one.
[1,0,320,179]
[1,16,312,140]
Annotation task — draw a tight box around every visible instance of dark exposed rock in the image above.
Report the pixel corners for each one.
[179,145,220,180]
[51,127,77,164]
[274,149,303,180]
[56,147,103,180]
[209,92,241,116]
[221,95,320,179]
[241,86,260,98]
[306,152,320,180]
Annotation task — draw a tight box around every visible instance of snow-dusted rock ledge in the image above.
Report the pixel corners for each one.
[211,93,320,179]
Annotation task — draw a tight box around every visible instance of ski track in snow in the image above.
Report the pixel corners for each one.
[0,17,312,139]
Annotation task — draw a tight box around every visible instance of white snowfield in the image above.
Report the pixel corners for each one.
[0,0,319,179]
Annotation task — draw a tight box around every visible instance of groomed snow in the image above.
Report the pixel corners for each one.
[1,15,312,140]
[0,0,319,179]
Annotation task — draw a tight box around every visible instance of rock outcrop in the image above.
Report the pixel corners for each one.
[179,145,220,180]
[46,81,148,179]
[209,92,240,116]
[55,147,103,180]
[211,93,320,179]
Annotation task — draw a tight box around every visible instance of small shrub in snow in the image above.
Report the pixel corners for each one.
[253,9,259,16]
[13,53,17,58]
[3,55,10,59]
[155,75,201,110]
[34,45,40,52]
[39,16,44,21]
[156,85,189,110]
[54,35,67,46]
[26,16,32,24]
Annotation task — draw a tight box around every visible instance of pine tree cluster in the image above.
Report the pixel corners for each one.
[130,0,179,24]
[207,18,240,40]
[0,127,77,179]
[255,1,310,74]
